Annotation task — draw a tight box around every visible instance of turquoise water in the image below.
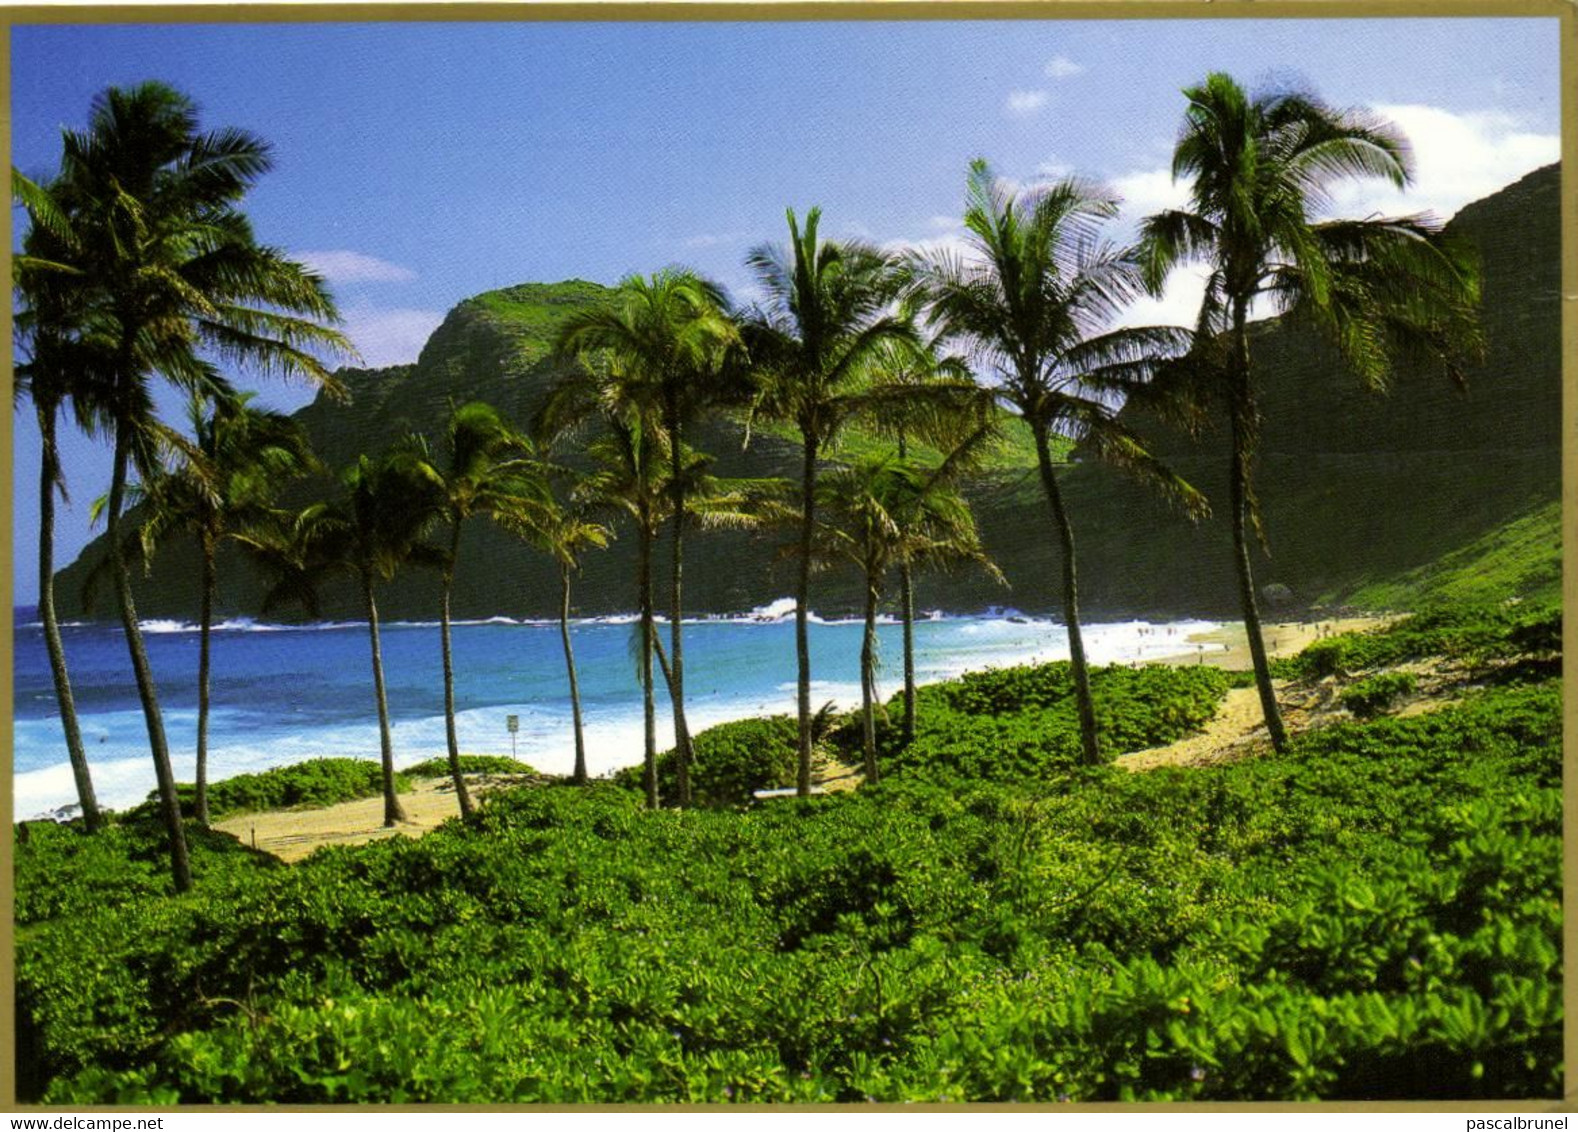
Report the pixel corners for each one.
[12,603,1218,817]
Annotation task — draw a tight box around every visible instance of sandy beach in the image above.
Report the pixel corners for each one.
[1161,615,1393,670]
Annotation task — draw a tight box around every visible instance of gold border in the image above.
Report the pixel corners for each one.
[1,0,1572,1114]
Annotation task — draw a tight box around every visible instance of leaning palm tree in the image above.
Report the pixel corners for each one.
[917,159,1206,767]
[501,488,611,786]
[21,83,349,890]
[263,445,445,827]
[816,450,1002,784]
[12,174,113,832]
[430,401,543,817]
[744,209,915,795]
[1136,73,1481,751]
[134,392,317,827]
[557,270,745,807]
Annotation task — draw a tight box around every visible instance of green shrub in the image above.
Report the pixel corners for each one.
[142,758,414,821]
[401,755,538,778]
[614,715,798,805]
[885,663,1232,781]
[14,814,275,927]
[1341,672,1418,718]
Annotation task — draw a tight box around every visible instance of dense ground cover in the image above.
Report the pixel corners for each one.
[117,755,543,826]
[14,609,1561,1103]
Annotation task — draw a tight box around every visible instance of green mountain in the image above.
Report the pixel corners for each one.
[57,163,1561,621]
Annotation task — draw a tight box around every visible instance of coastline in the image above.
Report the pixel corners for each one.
[193,616,1387,862]
[13,613,1389,824]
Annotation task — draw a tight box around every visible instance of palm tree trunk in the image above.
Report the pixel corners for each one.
[107,419,191,891]
[439,524,475,819]
[667,398,693,807]
[860,572,881,785]
[899,558,917,745]
[37,401,101,832]
[795,432,818,796]
[1032,422,1101,766]
[897,432,917,743]
[194,533,216,828]
[560,563,589,786]
[362,573,407,826]
[637,509,659,809]
[1230,307,1289,752]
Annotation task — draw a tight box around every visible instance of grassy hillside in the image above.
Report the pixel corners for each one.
[1332,501,1561,611]
[56,165,1561,621]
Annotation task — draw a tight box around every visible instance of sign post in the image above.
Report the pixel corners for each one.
[506,714,519,759]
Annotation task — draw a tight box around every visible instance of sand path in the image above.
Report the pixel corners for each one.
[214,776,513,863]
[1116,685,1272,772]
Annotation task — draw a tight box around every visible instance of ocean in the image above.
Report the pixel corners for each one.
[12,601,1219,819]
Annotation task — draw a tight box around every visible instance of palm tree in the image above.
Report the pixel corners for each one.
[816,450,1001,784]
[21,83,349,890]
[1136,73,1481,751]
[502,485,611,786]
[431,401,542,817]
[539,366,667,807]
[744,208,914,796]
[861,337,997,743]
[263,445,444,827]
[12,173,112,832]
[134,392,316,827]
[917,160,1205,767]
[557,270,744,807]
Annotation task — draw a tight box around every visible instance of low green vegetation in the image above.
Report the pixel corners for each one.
[146,758,410,823]
[14,815,279,930]
[16,609,1559,1103]
[877,663,1233,783]
[401,755,538,779]
[614,715,800,805]
[134,755,540,825]
[1340,672,1417,718]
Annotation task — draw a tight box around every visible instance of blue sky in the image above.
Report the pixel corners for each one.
[10,17,1562,603]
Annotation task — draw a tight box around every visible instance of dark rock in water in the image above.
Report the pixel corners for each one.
[45,803,81,824]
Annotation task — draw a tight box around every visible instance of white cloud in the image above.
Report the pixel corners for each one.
[1005,90,1050,117]
[1326,104,1558,222]
[681,229,752,250]
[1044,55,1084,79]
[1111,262,1213,332]
[297,249,417,284]
[339,306,445,369]
[1036,159,1073,180]
[1110,166,1192,232]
